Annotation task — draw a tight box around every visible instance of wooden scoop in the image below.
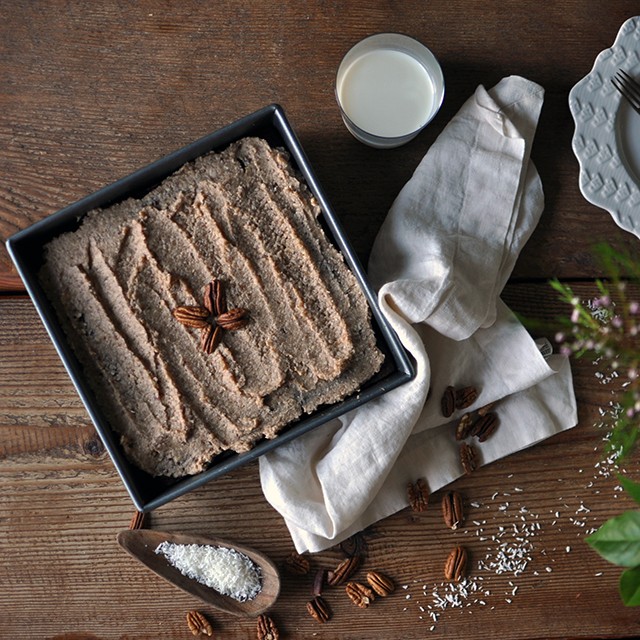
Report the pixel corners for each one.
[117,529,280,617]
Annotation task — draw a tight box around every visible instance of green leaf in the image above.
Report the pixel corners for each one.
[549,278,575,304]
[586,511,640,567]
[619,475,640,505]
[620,567,640,606]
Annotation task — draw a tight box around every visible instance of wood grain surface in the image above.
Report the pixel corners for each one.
[2,2,640,639]
[1,292,639,639]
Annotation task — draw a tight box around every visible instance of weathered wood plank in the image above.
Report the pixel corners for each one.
[3,1,640,637]
[1,285,639,638]
[1,1,639,290]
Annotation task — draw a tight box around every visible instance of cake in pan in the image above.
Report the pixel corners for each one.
[39,137,384,477]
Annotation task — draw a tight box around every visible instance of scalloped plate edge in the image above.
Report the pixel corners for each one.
[568,16,640,237]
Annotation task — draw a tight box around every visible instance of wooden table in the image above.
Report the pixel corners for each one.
[2,2,640,638]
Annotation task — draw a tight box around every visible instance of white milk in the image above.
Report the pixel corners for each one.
[337,48,435,138]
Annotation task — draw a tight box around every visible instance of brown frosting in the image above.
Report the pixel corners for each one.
[40,137,383,477]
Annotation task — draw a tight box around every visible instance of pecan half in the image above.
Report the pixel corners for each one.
[216,307,248,330]
[204,279,226,315]
[477,401,496,416]
[460,442,478,475]
[455,413,473,441]
[200,324,222,354]
[366,570,395,597]
[283,551,311,575]
[339,532,368,558]
[186,610,213,636]
[441,385,456,417]
[312,568,326,596]
[256,614,279,640]
[307,596,331,623]
[471,412,500,442]
[175,279,250,355]
[407,477,429,512]
[444,546,468,581]
[327,555,360,586]
[455,385,479,410]
[345,581,375,608]
[173,305,210,328]
[128,510,147,530]
[442,491,464,530]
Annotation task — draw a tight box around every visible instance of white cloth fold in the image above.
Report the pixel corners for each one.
[259,76,578,553]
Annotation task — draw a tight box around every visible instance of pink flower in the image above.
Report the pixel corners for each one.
[593,295,611,308]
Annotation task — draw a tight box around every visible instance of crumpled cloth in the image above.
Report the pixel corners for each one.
[259,76,578,553]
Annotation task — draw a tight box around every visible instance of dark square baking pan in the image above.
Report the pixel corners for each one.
[6,104,414,511]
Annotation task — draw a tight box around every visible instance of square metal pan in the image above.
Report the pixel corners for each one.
[6,104,415,511]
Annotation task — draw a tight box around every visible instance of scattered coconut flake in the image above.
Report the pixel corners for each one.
[398,315,638,632]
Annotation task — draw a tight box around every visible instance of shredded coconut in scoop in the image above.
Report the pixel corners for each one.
[155,541,262,601]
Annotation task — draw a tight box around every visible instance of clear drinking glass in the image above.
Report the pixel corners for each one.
[335,33,445,149]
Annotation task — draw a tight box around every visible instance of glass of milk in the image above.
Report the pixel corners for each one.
[336,33,445,148]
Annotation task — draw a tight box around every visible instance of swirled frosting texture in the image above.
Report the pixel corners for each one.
[40,138,383,477]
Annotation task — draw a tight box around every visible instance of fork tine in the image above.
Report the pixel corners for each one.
[612,69,640,104]
[618,69,640,102]
[611,74,629,101]
[619,68,639,85]
[613,69,640,115]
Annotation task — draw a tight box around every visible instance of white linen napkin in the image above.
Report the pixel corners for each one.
[259,76,578,553]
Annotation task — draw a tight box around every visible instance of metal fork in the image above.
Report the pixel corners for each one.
[612,68,640,115]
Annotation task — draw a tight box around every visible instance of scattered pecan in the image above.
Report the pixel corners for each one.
[307,596,331,623]
[256,614,279,640]
[200,324,222,355]
[173,305,210,328]
[471,412,500,442]
[128,510,147,530]
[477,401,496,416]
[204,279,225,315]
[327,555,360,586]
[339,532,368,558]
[186,610,213,636]
[283,551,311,575]
[366,570,395,597]
[444,546,468,581]
[459,442,478,475]
[455,413,473,440]
[407,477,429,512]
[455,385,479,410]
[345,581,375,608]
[441,385,456,417]
[442,491,464,530]
[216,307,249,330]
[312,568,326,596]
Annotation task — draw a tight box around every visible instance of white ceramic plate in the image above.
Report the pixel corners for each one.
[569,16,640,237]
